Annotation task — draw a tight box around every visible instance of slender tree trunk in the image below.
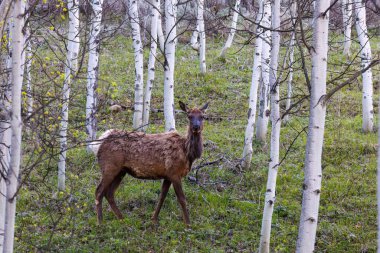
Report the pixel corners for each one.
[86,0,103,150]
[258,0,281,250]
[219,0,241,57]
[163,0,177,131]
[342,0,352,56]
[354,0,374,133]
[283,32,295,124]
[283,2,296,124]
[296,0,330,251]
[26,31,33,119]
[2,1,25,251]
[128,0,144,130]
[142,0,160,131]
[190,22,199,50]
[157,9,165,53]
[242,0,264,169]
[0,18,13,253]
[58,0,80,191]
[256,0,272,142]
[197,0,206,73]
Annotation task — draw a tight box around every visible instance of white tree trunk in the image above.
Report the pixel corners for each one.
[296,0,330,251]
[241,0,264,169]
[256,0,272,142]
[142,0,160,131]
[163,0,177,131]
[86,0,103,150]
[58,0,80,191]
[283,32,295,124]
[157,9,165,53]
[128,0,144,130]
[354,0,374,133]
[283,2,297,124]
[342,0,352,56]
[190,22,199,51]
[0,17,13,253]
[219,0,241,57]
[197,0,206,73]
[259,0,281,250]
[2,1,25,251]
[26,34,33,119]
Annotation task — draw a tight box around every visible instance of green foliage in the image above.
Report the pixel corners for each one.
[15,35,379,252]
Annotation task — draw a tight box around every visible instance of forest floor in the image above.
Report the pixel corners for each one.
[15,33,380,252]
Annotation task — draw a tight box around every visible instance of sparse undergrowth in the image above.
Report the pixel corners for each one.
[15,34,379,252]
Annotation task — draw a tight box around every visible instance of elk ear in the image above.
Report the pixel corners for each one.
[179,101,189,113]
[200,102,209,113]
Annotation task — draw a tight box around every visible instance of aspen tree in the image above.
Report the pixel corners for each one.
[296,0,330,250]
[58,0,80,191]
[142,0,160,130]
[256,0,272,142]
[220,0,241,57]
[242,0,264,169]
[86,0,104,149]
[129,0,144,129]
[259,0,281,249]
[163,0,177,131]
[3,1,25,251]
[354,0,374,132]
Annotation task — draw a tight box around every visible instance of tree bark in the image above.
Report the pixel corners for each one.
[219,0,241,57]
[25,27,33,119]
[342,0,352,56]
[256,0,272,142]
[0,17,13,253]
[190,20,199,50]
[58,0,80,191]
[163,0,177,131]
[259,0,281,249]
[198,0,206,73]
[157,8,165,53]
[128,0,144,130]
[2,1,25,251]
[283,2,296,124]
[86,0,103,150]
[296,0,330,251]
[142,0,160,131]
[354,0,374,133]
[241,0,264,169]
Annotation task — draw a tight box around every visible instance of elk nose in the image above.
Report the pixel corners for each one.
[193,125,200,131]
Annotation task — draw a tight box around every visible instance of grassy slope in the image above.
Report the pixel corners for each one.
[15,34,379,252]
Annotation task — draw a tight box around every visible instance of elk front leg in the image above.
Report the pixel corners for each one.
[172,180,190,226]
[152,179,171,223]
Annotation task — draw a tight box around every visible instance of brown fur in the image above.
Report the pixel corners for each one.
[95,102,208,225]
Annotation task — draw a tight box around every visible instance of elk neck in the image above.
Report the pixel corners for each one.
[185,127,203,166]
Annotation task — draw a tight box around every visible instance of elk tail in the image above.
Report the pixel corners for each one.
[88,129,115,155]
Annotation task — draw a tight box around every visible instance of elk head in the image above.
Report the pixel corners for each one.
[179,101,209,135]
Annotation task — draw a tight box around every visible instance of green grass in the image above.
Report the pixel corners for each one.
[15,33,380,252]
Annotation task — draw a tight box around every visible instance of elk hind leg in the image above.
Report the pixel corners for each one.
[95,171,117,224]
[105,170,127,219]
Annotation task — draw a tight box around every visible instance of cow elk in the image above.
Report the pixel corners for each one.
[91,101,209,225]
